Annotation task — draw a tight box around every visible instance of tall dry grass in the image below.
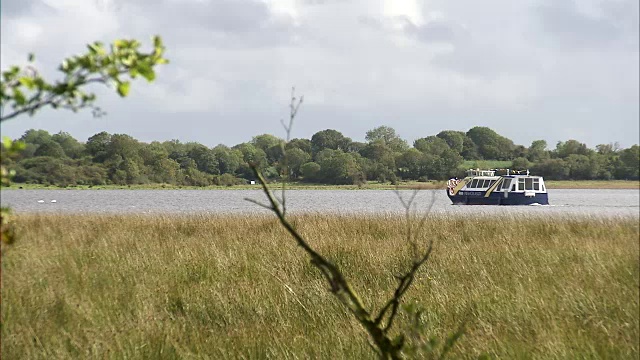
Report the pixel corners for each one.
[1,214,638,359]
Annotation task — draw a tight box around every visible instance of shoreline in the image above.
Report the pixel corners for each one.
[1,180,639,190]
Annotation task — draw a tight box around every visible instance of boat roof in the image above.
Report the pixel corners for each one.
[465,168,540,177]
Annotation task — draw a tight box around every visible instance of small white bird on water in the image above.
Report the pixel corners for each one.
[37,200,45,203]
[51,200,57,203]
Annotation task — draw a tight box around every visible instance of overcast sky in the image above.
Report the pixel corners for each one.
[1,0,638,149]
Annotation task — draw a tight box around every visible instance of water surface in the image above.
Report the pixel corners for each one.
[1,189,638,218]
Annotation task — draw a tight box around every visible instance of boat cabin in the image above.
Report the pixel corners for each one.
[447,168,549,205]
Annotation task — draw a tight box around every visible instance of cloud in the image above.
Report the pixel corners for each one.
[117,0,299,48]
[534,0,639,50]
[0,0,638,149]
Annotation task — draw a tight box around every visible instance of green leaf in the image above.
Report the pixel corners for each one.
[18,77,35,89]
[87,42,106,56]
[137,64,155,81]
[2,136,13,150]
[13,89,26,105]
[117,81,130,97]
[153,35,163,49]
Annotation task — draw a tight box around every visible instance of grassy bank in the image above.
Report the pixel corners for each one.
[2,214,638,359]
[543,180,640,189]
[2,179,639,190]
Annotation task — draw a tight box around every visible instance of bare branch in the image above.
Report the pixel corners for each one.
[245,91,460,359]
[374,190,437,333]
[278,87,304,218]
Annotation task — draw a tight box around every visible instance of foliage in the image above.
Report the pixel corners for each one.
[311,129,352,157]
[3,123,639,187]
[0,138,25,251]
[0,36,168,121]
[436,130,466,154]
[466,127,515,160]
[366,125,409,152]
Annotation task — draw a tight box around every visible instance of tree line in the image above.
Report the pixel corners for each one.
[2,126,638,187]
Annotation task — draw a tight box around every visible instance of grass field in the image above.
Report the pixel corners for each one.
[2,214,638,359]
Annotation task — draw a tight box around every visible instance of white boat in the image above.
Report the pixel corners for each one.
[447,169,549,205]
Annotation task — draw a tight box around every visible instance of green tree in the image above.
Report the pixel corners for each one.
[315,149,363,184]
[565,154,596,180]
[554,140,592,158]
[300,162,321,182]
[365,125,409,152]
[33,140,66,158]
[16,156,77,186]
[396,148,426,180]
[106,134,142,161]
[511,157,530,170]
[412,136,462,180]
[251,134,283,152]
[466,126,514,160]
[614,145,639,180]
[311,129,352,157]
[531,158,570,180]
[284,147,311,179]
[285,138,312,155]
[461,136,481,160]
[139,141,169,167]
[85,131,112,163]
[360,140,397,182]
[414,136,450,155]
[436,130,465,154]
[527,140,549,162]
[188,144,219,175]
[19,129,52,146]
[596,143,619,156]
[213,145,242,175]
[51,131,85,159]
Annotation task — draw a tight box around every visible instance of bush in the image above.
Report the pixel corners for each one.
[214,173,243,186]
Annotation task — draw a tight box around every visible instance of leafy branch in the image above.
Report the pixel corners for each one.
[0,35,168,122]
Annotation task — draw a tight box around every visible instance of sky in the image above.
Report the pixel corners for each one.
[1,0,638,149]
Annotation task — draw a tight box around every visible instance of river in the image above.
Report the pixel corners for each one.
[1,189,638,218]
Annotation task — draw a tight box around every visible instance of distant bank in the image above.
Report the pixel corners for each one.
[2,180,638,190]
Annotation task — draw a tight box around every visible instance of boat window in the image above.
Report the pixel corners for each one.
[512,184,516,191]
[533,178,540,191]
[501,179,512,190]
[469,179,478,188]
[525,178,534,190]
[518,178,525,191]
[488,180,496,188]
[479,180,487,188]
[542,184,545,191]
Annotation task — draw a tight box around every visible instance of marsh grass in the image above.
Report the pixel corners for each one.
[1,214,638,359]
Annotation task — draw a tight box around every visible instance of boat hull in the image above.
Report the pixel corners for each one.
[447,191,549,205]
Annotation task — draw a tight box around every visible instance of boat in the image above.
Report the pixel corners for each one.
[446,169,549,205]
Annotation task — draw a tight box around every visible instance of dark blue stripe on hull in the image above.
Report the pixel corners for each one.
[447,191,549,205]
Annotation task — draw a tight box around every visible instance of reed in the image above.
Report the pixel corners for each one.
[1,214,638,359]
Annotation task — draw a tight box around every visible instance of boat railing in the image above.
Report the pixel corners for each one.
[467,168,530,176]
